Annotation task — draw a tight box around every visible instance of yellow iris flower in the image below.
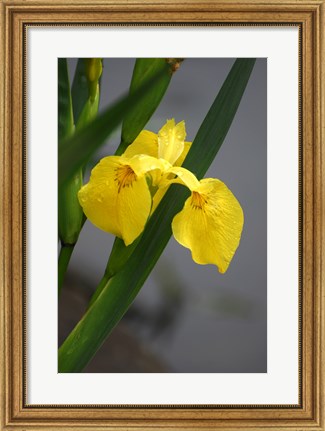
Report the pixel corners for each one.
[122,119,192,213]
[78,119,244,273]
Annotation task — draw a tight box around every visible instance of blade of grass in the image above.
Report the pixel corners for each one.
[59,63,170,188]
[58,59,256,372]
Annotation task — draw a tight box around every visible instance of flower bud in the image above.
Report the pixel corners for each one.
[85,58,102,101]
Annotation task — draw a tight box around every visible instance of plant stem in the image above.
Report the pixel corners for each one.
[87,270,112,309]
[87,237,139,309]
[58,244,74,296]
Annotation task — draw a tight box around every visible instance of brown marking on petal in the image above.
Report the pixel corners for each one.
[191,191,207,210]
[115,165,137,193]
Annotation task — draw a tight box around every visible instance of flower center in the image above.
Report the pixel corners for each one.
[191,191,207,210]
[115,165,137,192]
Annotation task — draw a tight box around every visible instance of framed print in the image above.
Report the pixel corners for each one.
[1,0,324,430]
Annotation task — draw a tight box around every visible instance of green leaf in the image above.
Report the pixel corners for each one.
[58,59,84,295]
[71,59,89,125]
[58,169,84,245]
[58,244,74,296]
[58,58,74,141]
[58,63,170,188]
[76,91,100,132]
[58,59,83,246]
[59,59,103,294]
[87,236,140,308]
[58,59,256,372]
[117,58,181,155]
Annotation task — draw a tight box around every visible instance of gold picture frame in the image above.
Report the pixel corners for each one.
[1,0,324,429]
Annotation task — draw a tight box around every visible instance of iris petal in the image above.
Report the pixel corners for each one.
[151,166,199,214]
[122,130,158,158]
[158,119,186,165]
[78,156,123,238]
[128,154,171,177]
[117,174,152,246]
[172,178,244,273]
[174,141,191,167]
[122,126,191,168]
[162,166,200,190]
[78,156,153,246]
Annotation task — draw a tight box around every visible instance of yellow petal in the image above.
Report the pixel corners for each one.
[122,131,172,188]
[117,155,170,244]
[151,166,199,214]
[122,125,191,167]
[158,119,186,165]
[175,141,192,166]
[162,166,200,190]
[128,154,171,177]
[151,141,192,213]
[122,130,158,158]
[78,156,123,237]
[117,174,152,246]
[78,156,152,246]
[171,179,244,273]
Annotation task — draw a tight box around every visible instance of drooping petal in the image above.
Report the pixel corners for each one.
[78,156,153,246]
[158,119,186,165]
[171,178,244,273]
[116,174,152,246]
[78,156,123,238]
[151,165,198,214]
[122,130,158,158]
[161,166,200,190]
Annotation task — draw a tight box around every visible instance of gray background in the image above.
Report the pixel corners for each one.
[59,58,267,373]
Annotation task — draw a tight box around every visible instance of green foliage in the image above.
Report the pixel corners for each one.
[58,59,74,141]
[117,58,181,155]
[58,63,170,187]
[58,59,83,246]
[71,59,89,125]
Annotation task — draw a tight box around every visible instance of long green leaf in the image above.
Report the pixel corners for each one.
[58,59,84,295]
[58,59,256,372]
[58,59,102,294]
[71,59,89,125]
[59,63,170,188]
[117,58,182,155]
[58,59,74,142]
[58,59,83,246]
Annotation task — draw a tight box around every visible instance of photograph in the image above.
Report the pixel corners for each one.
[58,57,267,373]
